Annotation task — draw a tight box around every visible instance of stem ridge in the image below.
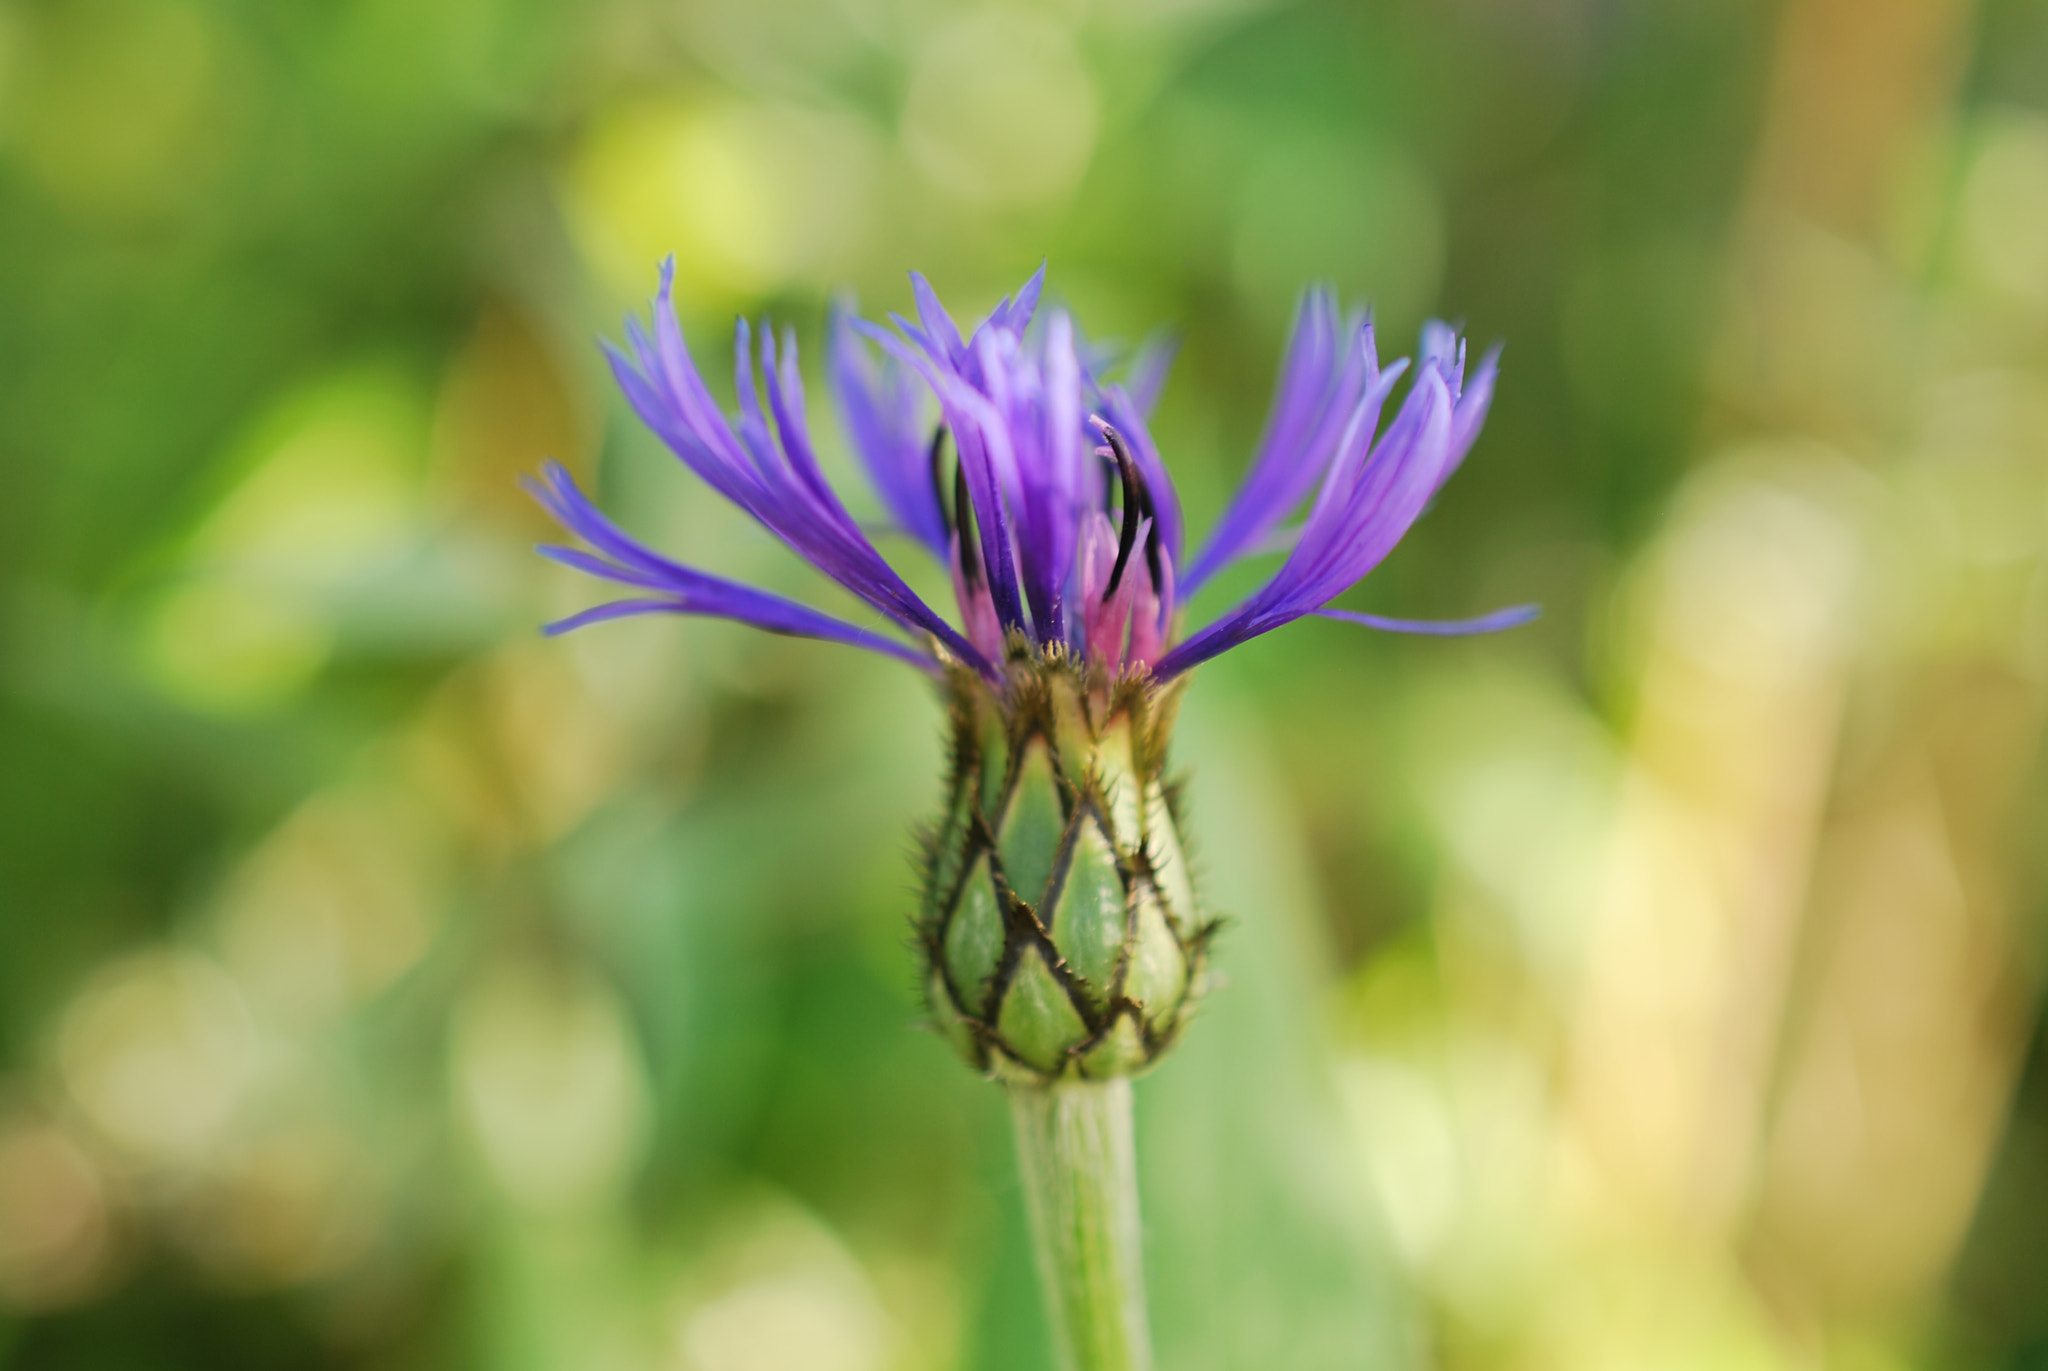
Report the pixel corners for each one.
[1009,1080,1154,1371]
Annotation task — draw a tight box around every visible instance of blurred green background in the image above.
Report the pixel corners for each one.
[6,0,2048,1367]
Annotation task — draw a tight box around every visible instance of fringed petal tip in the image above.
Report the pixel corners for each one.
[525,456,948,674]
[1124,330,1181,416]
[538,586,946,674]
[978,260,1048,339]
[541,597,685,636]
[1314,603,1540,636]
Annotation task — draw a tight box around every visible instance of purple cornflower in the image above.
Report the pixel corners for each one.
[529,260,1532,681]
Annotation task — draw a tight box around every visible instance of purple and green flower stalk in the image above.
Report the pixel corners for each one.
[531,260,1529,1371]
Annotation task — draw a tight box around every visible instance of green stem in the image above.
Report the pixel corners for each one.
[1008,1078,1154,1371]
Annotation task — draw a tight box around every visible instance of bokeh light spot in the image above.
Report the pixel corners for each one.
[59,951,258,1169]
[0,0,219,219]
[192,368,428,583]
[566,98,879,308]
[215,790,442,1026]
[452,959,650,1212]
[680,1272,888,1371]
[174,1128,378,1289]
[0,1112,116,1310]
[901,6,1100,210]
[1958,110,2048,311]
[139,577,334,715]
[668,1202,894,1371]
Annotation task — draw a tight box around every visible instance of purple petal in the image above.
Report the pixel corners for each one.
[532,497,946,669]
[604,290,996,677]
[829,304,948,556]
[759,324,860,535]
[1436,342,1500,494]
[525,465,706,586]
[1282,366,1456,606]
[1419,320,1465,397]
[983,261,1048,337]
[1034,310,1084,642]
[542,593,942,671]
[528,454,990,678]
[1154,358,1462,679]
[948,385,1030,635]
[604,341,761,516]
[910,273,968,367]
[851,316,1029,636]
[977,319,1073,642]
[542,598,692,634]
[1314,604,1540,636]
[1182,291,1372,594]
[1246,521,1304,557]
[643,263,761,481]
[536,543,668,590]
[1124,331,1180,417]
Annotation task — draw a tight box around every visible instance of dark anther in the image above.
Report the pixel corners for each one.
[953,462,984,589]
[1142,504,1164,590]
[1097,423,1159,600]
[928,426,952,535]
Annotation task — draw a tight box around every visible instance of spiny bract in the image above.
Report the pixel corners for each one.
[921,657,1216,1083]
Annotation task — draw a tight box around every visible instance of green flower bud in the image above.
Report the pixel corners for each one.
[919,655,1217,1083]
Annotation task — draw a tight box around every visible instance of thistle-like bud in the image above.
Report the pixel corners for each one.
[536,262,1529,1078]
[919,654,1217,1083]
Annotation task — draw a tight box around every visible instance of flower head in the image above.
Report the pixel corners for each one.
[533,261,1533,1083]
[529,261,1533,683]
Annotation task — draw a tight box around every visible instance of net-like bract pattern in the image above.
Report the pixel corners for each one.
[920,659,1217,1082]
